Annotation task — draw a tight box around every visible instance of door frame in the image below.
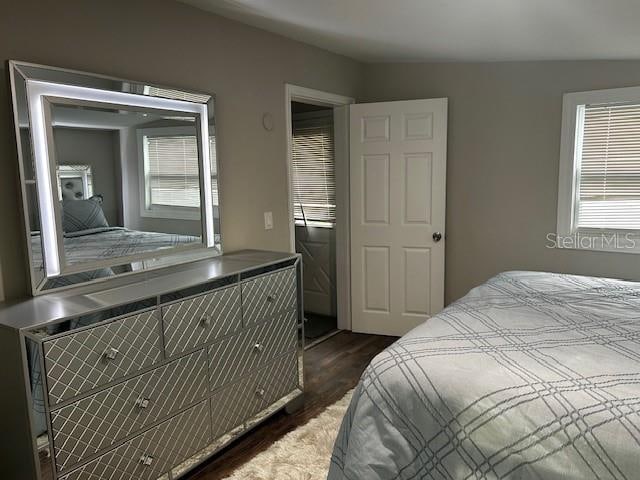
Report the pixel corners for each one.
[284,84,354,330]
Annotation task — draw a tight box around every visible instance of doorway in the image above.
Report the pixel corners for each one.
[285,85,354,345]
[291,101,337,341]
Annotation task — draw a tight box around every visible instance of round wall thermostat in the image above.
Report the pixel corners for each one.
[262,113,274,131]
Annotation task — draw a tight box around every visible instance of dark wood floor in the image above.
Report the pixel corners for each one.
[186,331,396,480]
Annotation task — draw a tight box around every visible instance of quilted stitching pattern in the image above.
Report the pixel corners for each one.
[162,286,241,357]
[44,310,162,405]
[208,309,297,390]
[241,268,297,325]
[51,349,208,472]
[59,401,210,480]
[210,352,299,440]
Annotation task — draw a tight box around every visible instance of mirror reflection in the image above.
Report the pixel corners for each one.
[49,103,203,268]
[11,62,221,293]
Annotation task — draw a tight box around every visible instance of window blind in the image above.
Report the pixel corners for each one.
[292,120,336,227]
[145,134,218,208]
[577,103,640,230]
[145,86,210,103]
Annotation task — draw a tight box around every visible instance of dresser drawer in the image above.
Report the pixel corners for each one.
[210,352,299,440]
[59,401,211,480]
[162,285,241,357]
[51,349,208,473]
[208,309,297,390]
[241,267,297,325]
[43,309,162,405]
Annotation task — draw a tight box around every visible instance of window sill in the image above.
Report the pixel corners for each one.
[140,206,201,221]
[294,220,335,229]
[550,230,640,254]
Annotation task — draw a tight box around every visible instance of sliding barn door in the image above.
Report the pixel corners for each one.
[350,99,447,336]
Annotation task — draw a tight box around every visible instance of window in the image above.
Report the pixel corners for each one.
[291,114,336,228]
[144,85,210,103]
[138,127,218,220]
[557,86,640,252]
[576,103,640,229]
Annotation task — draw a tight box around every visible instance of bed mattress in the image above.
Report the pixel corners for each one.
[329,271,640,480]
[31,227,199,267]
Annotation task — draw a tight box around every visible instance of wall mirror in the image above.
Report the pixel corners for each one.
[9,61,222,295]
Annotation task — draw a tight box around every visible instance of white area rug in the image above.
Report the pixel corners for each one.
[223,390,353,480]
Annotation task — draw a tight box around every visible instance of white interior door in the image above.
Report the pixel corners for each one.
[350,98,447,336]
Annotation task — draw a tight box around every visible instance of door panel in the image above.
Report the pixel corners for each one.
[403,247,431,315]
[362,154,390,224]
[350,99,447,336]
[363,246,390,313]
[404,153,432,224]
[295,225,336,316]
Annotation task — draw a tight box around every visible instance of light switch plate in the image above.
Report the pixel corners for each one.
[264,211,273,230]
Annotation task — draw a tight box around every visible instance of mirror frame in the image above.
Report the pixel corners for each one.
[8,60,222,295]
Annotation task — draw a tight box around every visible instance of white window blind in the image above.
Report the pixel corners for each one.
[145,85,210,103]
[145,134,218,208]
[577,103,640,230]
[292,120,336,227]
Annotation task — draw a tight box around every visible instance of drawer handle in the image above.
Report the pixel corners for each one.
[200,314,212,327]
[102,347,119,361]
[255,388,265,399]
[140,454,154,466]
[135,397,151,410]
[266,294,277,303]
[253,343,264,353]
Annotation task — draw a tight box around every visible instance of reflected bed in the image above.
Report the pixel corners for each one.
[32,227,199,266]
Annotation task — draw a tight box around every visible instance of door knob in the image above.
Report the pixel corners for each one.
[102,347,119,361]
[135,397,151,410]
[433,232,443,242]
[200,314,212,327]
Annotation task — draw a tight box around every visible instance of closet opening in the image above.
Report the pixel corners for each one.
[285,85,353,348]
[291,101,338,345]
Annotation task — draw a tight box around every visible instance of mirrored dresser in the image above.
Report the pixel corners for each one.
[0,250,304,480]
[2,61,304,480]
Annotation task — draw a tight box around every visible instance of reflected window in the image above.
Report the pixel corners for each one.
[144,85,211,103]
[139,128,218,220]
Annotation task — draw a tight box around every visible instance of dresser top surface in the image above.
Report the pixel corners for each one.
[0,250,299,331]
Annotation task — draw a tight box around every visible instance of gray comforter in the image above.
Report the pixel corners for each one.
[329,271,640,480]
[31,227,199,267]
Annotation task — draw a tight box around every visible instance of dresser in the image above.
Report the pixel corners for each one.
[0,250,304,480]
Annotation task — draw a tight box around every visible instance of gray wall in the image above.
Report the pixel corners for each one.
[363,61,640,303]
[4,3,640,307]
[54,127,121,226]
[0,0,362,299]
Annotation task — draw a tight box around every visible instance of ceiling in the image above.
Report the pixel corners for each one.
[179,0,640,63]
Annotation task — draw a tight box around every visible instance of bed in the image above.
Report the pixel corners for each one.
[329,271,640,480]
[31,226,199,267]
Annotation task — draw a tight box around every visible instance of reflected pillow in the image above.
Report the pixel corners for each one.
[62,195,109,233]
